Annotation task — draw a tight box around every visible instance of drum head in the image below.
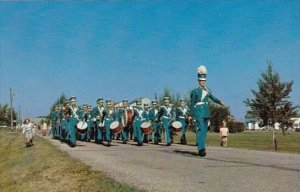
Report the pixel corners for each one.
[110,121,119,129]
[172,121,182,129]
[77,121,87,130]
[141,122,151,128]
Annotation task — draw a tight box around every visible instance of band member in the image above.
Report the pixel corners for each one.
[60,100,70,142]
[86,105,94,142]
[149,100,161,144]
[50,105,61,139]
[142,103,151,143]
[103,99,113,146]
[117,100,129,144]
[121,100,133,143]
[133,99,144,146]
[77,104,88,141]
[68,96,80,147]
[113,106,121,141]
[176,99,188,145]
[91,98,105,143]
[22,118,34,147]
[157,97,173,146]
[189,66,224,157]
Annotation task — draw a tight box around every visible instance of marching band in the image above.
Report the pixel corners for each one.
[49,96,189,148]
[48,65,224,156]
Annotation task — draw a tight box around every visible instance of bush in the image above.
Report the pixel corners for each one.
[295,128,300,132]
[228,121,245,133]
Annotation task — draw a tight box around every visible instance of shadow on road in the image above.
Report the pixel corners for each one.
[174,149,300,172]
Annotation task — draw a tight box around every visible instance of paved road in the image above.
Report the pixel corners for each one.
[44,137,300,192]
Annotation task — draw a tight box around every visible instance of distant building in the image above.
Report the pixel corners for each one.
[244,113,261,130]
[291,117,300,129]
[244,113,300,130]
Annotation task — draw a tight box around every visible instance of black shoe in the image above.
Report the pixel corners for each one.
[198,149,206,157]
[107,142,111,147]
[137,142,143,146]
[123,140,127,144]
[166,143,171,146]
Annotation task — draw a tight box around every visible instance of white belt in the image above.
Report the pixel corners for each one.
[195,102,208,106]
[178,116,185,119]
[163,116,171,119]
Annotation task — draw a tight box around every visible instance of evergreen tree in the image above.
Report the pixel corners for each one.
[244,63,299,150]
[48,93,67,116]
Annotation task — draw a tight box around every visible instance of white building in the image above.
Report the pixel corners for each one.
[245,113,300,130]
[291,117,300,129]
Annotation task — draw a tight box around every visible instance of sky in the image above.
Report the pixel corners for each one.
[0,1,299,121]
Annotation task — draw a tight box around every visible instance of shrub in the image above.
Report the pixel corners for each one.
[228,121,245,133]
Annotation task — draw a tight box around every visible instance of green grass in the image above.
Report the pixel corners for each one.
[173,130,300,154]
[0,129,141,192]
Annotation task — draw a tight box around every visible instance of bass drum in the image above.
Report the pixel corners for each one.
[122,109,134,127]
[141,121,152,134]
[172,121,182,133]
[110,121,123,134]
[77,121,88,130]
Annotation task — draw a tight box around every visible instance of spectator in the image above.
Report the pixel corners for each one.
[219,121,229,147]
[21,118,34,147]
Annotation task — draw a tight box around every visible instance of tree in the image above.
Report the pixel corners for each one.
[244,62,299,150]
[158,87,181,107]
[48,93,67,117]
[0,104,17,126]
[209,103,232,132]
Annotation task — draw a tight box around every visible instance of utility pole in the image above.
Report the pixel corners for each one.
[19,105,21,126]
[10,87,15,128]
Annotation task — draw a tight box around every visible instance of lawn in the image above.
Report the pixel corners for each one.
[0,129,141,192]
[173,130,300,153]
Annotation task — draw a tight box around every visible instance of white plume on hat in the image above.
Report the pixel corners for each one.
[197,65,207,74]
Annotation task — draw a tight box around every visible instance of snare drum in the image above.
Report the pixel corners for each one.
[172,121,182,132]
[77,121,88,130]
[110,121,123,134]
[141,121,152,134]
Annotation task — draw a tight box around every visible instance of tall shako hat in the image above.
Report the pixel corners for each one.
[70,96,76,102]
[151,100,158,105]
[179,99,185,103]
[106,99,112,104]
[97,97,103,103]
[197,65,207,81]
[122,99,128,103]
